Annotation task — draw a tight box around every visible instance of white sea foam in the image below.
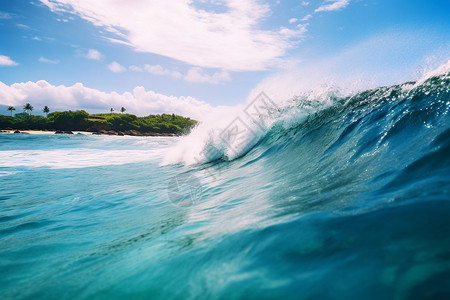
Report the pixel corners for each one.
[161,89,333,165]
[412,59,450,88]
[0,149,162,169]
[0,171,19,177]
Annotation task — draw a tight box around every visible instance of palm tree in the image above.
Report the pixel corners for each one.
[110,108,114,114]
[120,107,126,114]
[23,103,33,116]
[43,106,50,117]
[7,106,15,117]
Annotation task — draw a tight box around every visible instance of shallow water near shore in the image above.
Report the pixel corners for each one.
[0,72,450,299]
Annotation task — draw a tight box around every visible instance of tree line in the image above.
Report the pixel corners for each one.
[8,104,50,117]
[7,104,127,117]
[2,104,197,135]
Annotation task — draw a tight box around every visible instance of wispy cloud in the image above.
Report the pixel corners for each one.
[315,0,350,12]
[40,0,306,71]
[31,36,55,42]
[39,56,60,64]
[108,61,125,73]
[279,24,308,39]
[85,49,103,60]
[0,55,18,66]
[0,80,213,120]
[143,64,182,78]
[290,0,349,26]
[289,18,298,24]
[16,23,33,30]
[129,63,231,84]
[0,12,12,19]
[301,14,312,21]
[129,65,143,72]
[184,68,230,84]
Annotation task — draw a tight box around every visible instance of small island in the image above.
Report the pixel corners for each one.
[0,104,197,136]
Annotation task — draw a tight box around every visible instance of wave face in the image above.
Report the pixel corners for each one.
[0,71,449,299]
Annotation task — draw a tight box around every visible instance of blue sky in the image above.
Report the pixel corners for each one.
[0,0,449,118]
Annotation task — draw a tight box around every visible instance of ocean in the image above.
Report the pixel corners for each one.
[0,69,449,299]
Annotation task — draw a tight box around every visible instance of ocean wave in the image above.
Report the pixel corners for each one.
[163,62,450,167]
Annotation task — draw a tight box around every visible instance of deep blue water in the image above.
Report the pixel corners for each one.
[0,73,449,299]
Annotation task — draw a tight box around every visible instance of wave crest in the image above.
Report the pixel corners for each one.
[163,62,450,166]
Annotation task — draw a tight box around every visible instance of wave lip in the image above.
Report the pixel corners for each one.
[162,90,334,165]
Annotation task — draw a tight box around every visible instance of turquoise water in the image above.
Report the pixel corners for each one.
[1,72,450,299]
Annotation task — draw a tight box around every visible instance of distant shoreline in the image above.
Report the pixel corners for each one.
[0,111,196,137]
[0,129,177,137]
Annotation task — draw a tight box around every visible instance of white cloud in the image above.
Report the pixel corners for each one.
[32,36,55,42]
[301,1,310,6]
[39,0,305,71]
[129,65,143,72]
[130,64,231,84]
[0,55,18,66]
[0,80,213,120]
[184,67,231,84]
[16,24,36,31]
[39,56,60,64]
[85,49,103,60]
[108,61,125,73]
[279,25,307,39]
[0,12,12,19]
[301,14,312,21]
[315,0,350,12]
[143,64,182,78]
[289,18,298,24]
[103,37,133,48]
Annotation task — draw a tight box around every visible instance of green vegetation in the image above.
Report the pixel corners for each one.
[47,110,90,130]
[88,113,197,134]
[0,109,197,135]
[0,114,48,130]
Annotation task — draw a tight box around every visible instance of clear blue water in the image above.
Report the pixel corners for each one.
[1,73,449,299]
